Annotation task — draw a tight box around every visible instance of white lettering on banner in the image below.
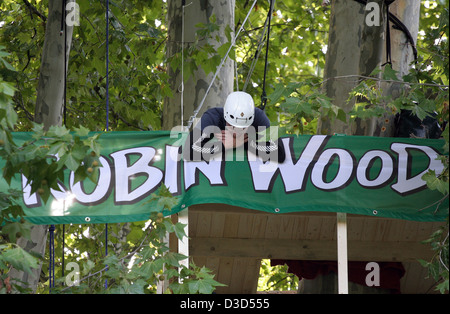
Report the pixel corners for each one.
[22,175,40,207]
[391,143,444,195]
[20,137,445,208]
[183,155,226,191]
[110,147,163,204]
[357,150,394,188]
[164,145,181,195]
[311,148,355,191]
[69,156,112,205]
[248,136,328,192]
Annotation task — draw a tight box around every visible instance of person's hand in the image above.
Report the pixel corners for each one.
[214,130,248,150]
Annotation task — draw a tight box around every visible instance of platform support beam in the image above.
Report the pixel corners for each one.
[178,208,189,269]
[337,212,348,294]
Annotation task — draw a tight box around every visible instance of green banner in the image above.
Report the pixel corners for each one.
[1,131,448,224]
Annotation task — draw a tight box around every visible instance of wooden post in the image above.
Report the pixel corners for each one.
[157,231,170,294]
[178,208,189,269]
[337,212,348,294]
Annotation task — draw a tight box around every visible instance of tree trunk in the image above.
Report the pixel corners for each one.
[161,0,236,293]
[318,0,420,137]
[10,0,75,293]
[375,0,421,137]
[318,0,365,136]
[310,0,420,294]
[34,0,74,128]
[163,0,235,130]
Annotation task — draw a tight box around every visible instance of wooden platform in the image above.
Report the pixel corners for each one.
[185,203,445,294]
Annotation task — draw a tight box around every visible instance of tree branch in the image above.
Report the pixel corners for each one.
[321,74,450,89]
[22,0,47,22]
[60,223,155,292]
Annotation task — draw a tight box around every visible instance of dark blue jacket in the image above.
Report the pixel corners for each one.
[184,107,285,163]
[199,107,270,131]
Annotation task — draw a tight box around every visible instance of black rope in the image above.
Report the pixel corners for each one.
[388,9,418,62]
[260,0,275,111]
[49,225,55,292]
[56,0,67,291]
[382,1,392,66]
[61,0,67,125]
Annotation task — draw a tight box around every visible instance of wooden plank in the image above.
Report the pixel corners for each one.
[237,214,254,238]
[223,214,240,237]
[194,211,212,237]
[209,212,226,238]
[337,212,348,294]
[264,215,281,239]
[229,259,250,293]
[292,216,309,240]
[319,216,336,241]
[251,214,268,238]
[216,257,234,293]
[279,216,295,239]
[305,216,323,239]
[190,237,435,262]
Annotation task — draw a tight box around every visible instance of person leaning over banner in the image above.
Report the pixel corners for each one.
[183,91,285,163]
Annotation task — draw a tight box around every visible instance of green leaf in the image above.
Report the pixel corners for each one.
[1,221,32,243]
[422,170,449,194]
[65,154,81,172]
[0,82,16,96]
[382,64,399,81]
[74,126,90,137]
[268,83,285,103]
[164,252,187,267]
[1,247,39,275]
[337,108,347,123]
[174,222,187,241]
[1,58,16,71]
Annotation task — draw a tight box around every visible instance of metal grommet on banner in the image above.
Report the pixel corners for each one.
[85,217,91,222]
[372,210,378,216]
[181,204,186,209]
[274,208,280,213]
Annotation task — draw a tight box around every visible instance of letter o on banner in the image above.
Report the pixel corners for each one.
[70,156,112,205]
[311,149,355,191]
[357,150,394,188]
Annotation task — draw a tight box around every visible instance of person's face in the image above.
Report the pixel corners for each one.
[226,122,248,135]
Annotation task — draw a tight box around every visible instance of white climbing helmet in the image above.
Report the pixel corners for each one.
[223,91,255,128]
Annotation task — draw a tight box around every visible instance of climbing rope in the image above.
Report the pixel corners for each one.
[48,225,55,292]
[242,13,269,92]
[104,0,110,289]
[260,0,275,111]
[48,0,68,293]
